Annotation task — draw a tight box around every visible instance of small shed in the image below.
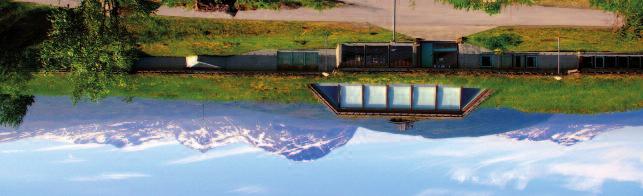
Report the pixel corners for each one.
[336,40,459,70]
[338,42,415,68]
[418,41,459,68]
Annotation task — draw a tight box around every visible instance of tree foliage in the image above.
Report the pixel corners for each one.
[590,0,642,40]
[0,94,34,128]
[472,33,524,53]
[0,51,37,96]
[438,0,534,15]
[439,0,641,40]
[161,0,338,14]
[40,0,148,103]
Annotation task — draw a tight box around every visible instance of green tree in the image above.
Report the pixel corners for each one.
[0,94,34,128]
[590,0,642,39]
[473,33,524,54]
[438,0,641,40]
[438,0,533,15]
[0,51,36,96]
[40,0,148,103]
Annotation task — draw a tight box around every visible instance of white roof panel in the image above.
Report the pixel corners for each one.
[413,85,436,110]
[388,85,412,109]
[364,85,387,109]
[437,86,461,110]
[340,85,363,109]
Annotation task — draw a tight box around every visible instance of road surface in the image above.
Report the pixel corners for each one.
[18,0,617,40]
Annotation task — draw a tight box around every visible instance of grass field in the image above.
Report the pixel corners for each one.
[21,73,643,114]
[128,16,409,56]
[467,26,643,52]
[534,0,591,9]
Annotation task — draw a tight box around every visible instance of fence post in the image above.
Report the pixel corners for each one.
[388,44,392,68]
[363,45,367,67]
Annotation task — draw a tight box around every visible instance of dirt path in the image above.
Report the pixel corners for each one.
[18,0,617,40]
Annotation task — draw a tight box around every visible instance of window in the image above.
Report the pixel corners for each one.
[580,57,594,69]
[617,57,629,68]
[605,56,616,68]
[595,56,605,68]
[481,55,492,68]
[630,57,641,69]
[514,56,522,68]
[525,56,537,68]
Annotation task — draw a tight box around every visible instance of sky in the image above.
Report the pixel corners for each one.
[1,126,642,196]
[0,96,642,195]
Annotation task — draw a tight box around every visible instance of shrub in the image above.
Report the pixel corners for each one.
[473,33,524,51]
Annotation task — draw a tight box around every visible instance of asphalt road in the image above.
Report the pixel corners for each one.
[18,0,617,40]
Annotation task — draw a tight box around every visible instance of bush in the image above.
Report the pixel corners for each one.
[161,0,197,7]
[473,33,524,51]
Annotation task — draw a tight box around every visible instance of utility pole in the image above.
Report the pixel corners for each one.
[392,0,397,43]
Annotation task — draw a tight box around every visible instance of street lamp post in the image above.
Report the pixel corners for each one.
[557,36,560,75]
[392,0,397,43]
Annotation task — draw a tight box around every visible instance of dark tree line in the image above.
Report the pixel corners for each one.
[590,0,642,40]
[0,95,34,128]
[40,0,155,103]
[439,0,641,39]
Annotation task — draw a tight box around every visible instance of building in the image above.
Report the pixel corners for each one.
[336,41,642,74]
[133,40,642,74]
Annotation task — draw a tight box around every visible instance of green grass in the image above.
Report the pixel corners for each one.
[161,0,342,10]
[128,16,410,56]
[22,73,643,114]
[235,0,342,10]
[467,26,643,52]
[534,0,591,8]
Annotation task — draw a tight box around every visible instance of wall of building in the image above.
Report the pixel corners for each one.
[227,50,279,71]
[135,49,337,72]
[319,49,337,72]
[458,52,580,70]
[535,52,579,70]
[134,57,187,71]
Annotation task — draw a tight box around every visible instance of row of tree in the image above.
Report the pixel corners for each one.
[39,0,155,103]
[440,0,641,40]
[1,0,639,128]
[34,0,642,104]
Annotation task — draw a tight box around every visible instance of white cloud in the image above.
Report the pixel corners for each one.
[120,140,178,152]
[347,127,423,145]
[427,126,643,193]
[0,149,25,154]
[54,154,86,164]
[166,146,261,165]
[34,144,105,152]
[415,188,491,196]
[549,162,643,193]
[68,172,149,182]
[228,185,267,194]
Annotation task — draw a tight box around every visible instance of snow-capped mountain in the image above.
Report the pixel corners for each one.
[499,111,643,146]
[0,117,356,161]
[0,96,357,161]
[1,96,642,160]
[500,125,618,146]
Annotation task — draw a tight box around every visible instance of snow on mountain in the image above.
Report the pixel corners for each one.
[500,123,627,146]
[0,117,357,161]
[497,108,643,146]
